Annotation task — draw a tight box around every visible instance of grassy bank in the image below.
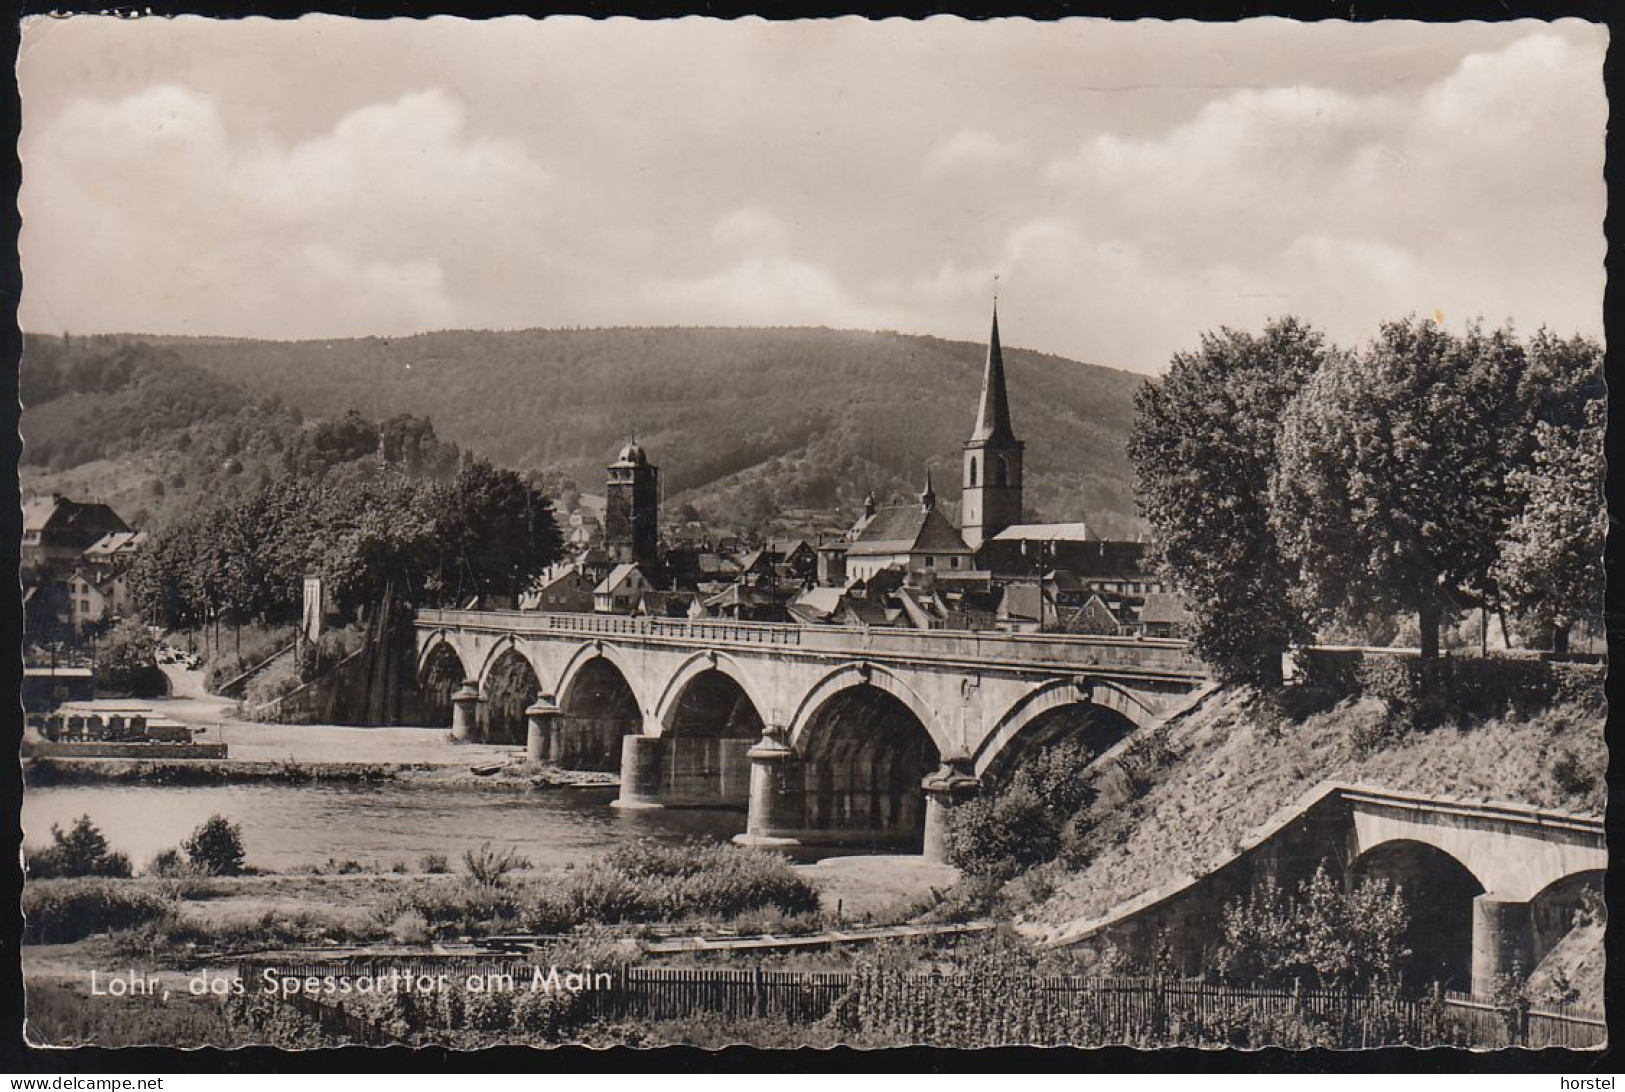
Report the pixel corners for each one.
[24,757,407,787]
[25,981,242,1048]
[1026,678,1605,931]
[23,756,618,791]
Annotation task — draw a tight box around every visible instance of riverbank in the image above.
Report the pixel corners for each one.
[24,755,618,790]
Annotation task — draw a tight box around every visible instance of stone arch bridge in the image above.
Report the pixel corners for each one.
[1043,783,1606,998]
[414,608,1211,861]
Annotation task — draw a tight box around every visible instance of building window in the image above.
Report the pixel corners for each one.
[951,557,960,569]
[995,456,1009,487]
[968,457,978,487]
[925,556,935,568]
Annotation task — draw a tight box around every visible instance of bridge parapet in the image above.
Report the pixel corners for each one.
[414,608,1209,679]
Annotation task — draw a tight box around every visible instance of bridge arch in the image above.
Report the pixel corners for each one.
[1529,868,1605,974]
[786,663,950,758]
[416,630,470,682]
[556,642,646,718]
[554,642,645,770]
[481,646,545,745]
[652,652,772,738]
[1350,838,1485,991]
[973,678,1156,783]
[473,636,549,697]
[788,665,947,850]
[415,638,471,728]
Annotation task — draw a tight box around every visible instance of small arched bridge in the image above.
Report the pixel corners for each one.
[1042,783,1606,997]
[413,608,1211,860]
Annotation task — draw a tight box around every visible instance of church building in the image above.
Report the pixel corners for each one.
[837,303,1168,627]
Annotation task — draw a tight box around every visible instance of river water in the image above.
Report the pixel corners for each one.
[21,782,753,873]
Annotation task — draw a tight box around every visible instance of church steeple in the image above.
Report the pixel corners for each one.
[970,305,1016,445]
[960,298,1024,552]
[920,466,937,512]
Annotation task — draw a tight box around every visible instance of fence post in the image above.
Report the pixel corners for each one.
[753,964,765,1019]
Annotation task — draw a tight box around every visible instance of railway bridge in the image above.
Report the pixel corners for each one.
[413,609,1211,860]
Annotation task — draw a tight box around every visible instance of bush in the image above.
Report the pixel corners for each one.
[94,618,167,698]
[23,879,173,944]
[184,815,246,876]
[462,843,529,887]
[1214,864,1411,991]
[144,847,215,900]
[1550,747,1595,799]
[298,625,365,682]
[243,660,302,709]
[945,738,1101,879]
[205,654,247,693]
[395,839,820,939]
[419,853,450,874]
[26,815,132,879]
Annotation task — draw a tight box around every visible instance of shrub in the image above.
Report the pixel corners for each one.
[143,846,217,900]
[945,738,1101,879]
[388,910,431,946]
[184,815,246,876]
[399,840,819,938]
[945,788,1056,879]
[23,879,173,944]
[419,853,450,874]
[204,654,247,693]
[388,884,524,938]
[1550,747,1595,799]
[298,626,365,682]
[1214,864,1411,992]
[94,618,167,698]
[26,815,132,879]
[462,843,529,887]
[243,661,302,709]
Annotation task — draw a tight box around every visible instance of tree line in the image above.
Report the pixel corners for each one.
[127,455,563,636]
[1128,316,1603,684]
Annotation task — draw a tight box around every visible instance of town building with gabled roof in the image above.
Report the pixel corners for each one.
[844,472,975,582]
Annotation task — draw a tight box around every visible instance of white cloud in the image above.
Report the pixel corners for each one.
[713,207,793,252]
[17,20,1606,369]
[22,84,549,337]
[923,129,1031,176]
[644,256,891,330]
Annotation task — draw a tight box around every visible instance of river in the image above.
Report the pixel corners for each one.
[21,782,754,873]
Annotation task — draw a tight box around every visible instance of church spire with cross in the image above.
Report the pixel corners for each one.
[960,287,1025,551]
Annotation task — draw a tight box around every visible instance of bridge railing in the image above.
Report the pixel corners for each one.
[415,608,1207,677]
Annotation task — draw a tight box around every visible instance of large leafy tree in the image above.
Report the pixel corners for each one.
[1494,397,1606,652]
[1127,318,1329,684]
[1270,318,1530,658]
[426,459,563,606]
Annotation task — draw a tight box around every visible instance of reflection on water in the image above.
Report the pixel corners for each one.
[21,783,749,872]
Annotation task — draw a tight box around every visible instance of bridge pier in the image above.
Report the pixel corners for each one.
[450,683,483,743]
[613,733,667,809]
[735,727,804,848]
[525,697,562,763]
[1471,894,1533,997]
[921,759,980,865]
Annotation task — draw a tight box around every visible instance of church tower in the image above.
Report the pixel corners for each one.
[960,305,1024,551]
[605,439,660,568]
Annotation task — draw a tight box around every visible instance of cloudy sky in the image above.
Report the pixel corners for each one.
[17,16,1607,373]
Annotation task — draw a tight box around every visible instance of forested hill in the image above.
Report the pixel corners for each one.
[25,327,1149,534]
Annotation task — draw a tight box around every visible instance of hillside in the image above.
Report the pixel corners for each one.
[19,336,473,528]
[122,327,1146,535]
[1024,679,1605,935]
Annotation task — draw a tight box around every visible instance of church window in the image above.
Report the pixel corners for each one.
[968,457,978,487]
[995,457,1009,487]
